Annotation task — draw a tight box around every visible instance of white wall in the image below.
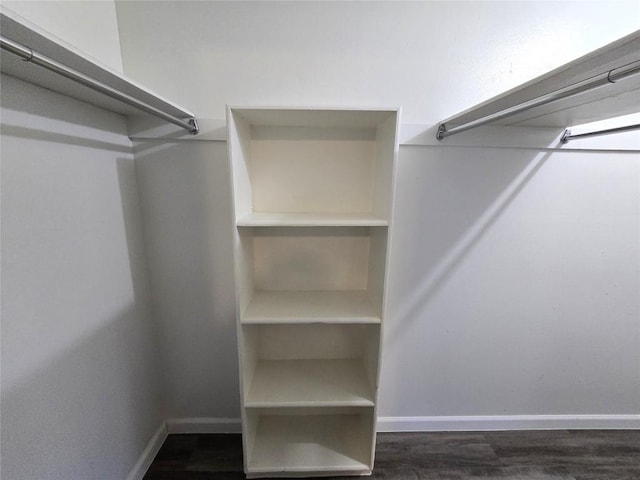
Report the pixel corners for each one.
[115,1,639,123]
[115,1,640,426]
[383,144,639,419]
[1,0,124,72]
[132,140,238,420]
[1,3,168,477]
[0,76,163,479]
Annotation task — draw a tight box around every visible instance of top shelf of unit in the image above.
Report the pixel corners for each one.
[237,212,388,227]
[229,107,398,129]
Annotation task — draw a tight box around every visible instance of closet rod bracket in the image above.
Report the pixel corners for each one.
[561,123,640,144]
[436,123,448,140]
[188,117,199,135]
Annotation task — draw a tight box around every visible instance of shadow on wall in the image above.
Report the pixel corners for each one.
[132,140,240,418]
[380,142,640,417]
[1,306,160,480]
[0,123,133,153]
[0,135,162,480]
[116,156,157,328]
[386,146,552,344]
[0,74,126,135]
[1,70,165,478]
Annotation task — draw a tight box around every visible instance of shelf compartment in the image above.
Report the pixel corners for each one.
[242,290,381,324]
[234,226,389,320]
[237,212,388,227]
[241,324,380,405]
[246,409,373,477]
[245,359,374,408]
[251,226,374,291]
[228,108,398,220]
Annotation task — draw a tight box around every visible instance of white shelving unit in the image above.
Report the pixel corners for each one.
[227,107,399,478]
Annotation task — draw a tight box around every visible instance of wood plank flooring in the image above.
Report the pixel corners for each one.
[144,430,639,479]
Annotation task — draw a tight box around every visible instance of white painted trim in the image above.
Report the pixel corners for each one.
[127,116,562,148]
[120,414,640,479]
[377,415,640,432]
[162,414,640,437]
[126,422,168,480]
[166,417,242,434]
[126,116,640,152]
[127,116,228,141]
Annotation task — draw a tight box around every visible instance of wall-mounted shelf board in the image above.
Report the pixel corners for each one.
[237,212,388,227]
[0,7,193,119]
[241,291,381,324]
[244,359,374,408]
[442,30,640,129]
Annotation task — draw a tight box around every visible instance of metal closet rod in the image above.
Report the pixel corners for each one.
[436,59,640,140]
[561,123,640,143]
[0,34,199,134]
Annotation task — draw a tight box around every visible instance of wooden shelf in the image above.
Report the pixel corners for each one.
[230,107,395,129]
[247,414,371,477]
[441,30,640,129]
[245,359,374,408]
[237,212,388,227]
[242,291,381,324]
[0,8,193,120]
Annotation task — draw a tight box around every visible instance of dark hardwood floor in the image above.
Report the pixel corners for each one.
[144,430,639,479]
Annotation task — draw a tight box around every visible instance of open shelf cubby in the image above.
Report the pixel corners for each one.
[245,408,375,478]
[227,108,397,222]
[242,323,379,408]
[228,107,399,478]
[236,226,388,324]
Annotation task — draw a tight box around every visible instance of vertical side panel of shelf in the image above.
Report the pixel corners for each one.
[366,227,387,323]
[245,410,259,469]
[228,109,254,220]
[376,110,401,330]
[370,110,401,470]
[372,112,399,221]
[242,323,258,404]
[228,110,256,317]
[359,410,376,471]
[227,107,255,475]
[227,109,255,320]
[237,228,256,318]
[365,226,387,439]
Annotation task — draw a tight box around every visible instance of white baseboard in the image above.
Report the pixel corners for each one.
[166,417,242,434]
[377,414,640,432]
[126,422,168,480]
[121,414,636,478]
[162,414,640,436]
